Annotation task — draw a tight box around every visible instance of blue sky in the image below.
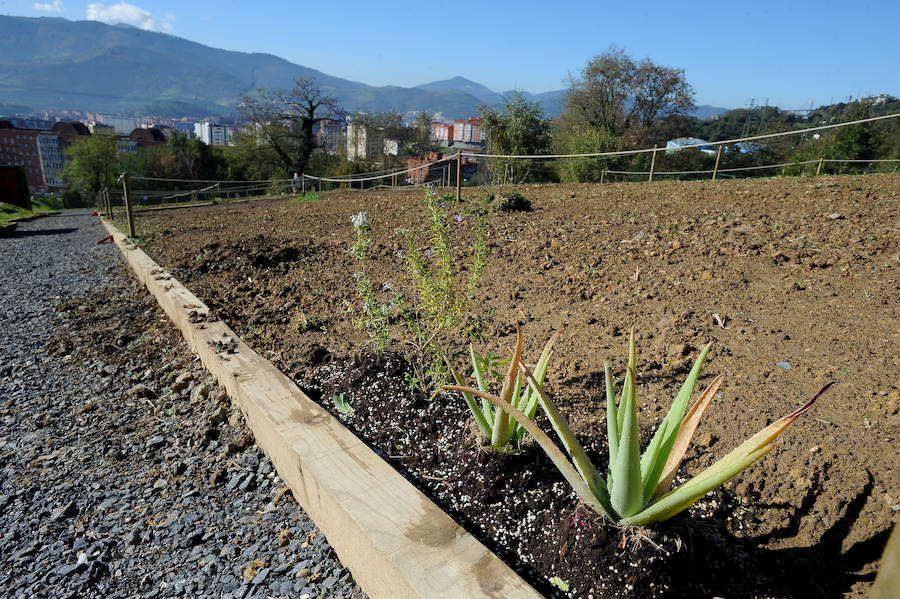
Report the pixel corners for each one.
[4,0,899,109]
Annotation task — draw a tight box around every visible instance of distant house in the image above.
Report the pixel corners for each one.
[665,137,716,155]
[129,127,167,147]
[383,138,400,157]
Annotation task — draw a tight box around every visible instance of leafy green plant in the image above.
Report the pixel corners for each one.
[289,311,324,333]
[400,188,487,395]
[332,392,355,416]
[481,189,533,212]
[347,211,392,350]
[446,327,558,448]
[444,331,834,526]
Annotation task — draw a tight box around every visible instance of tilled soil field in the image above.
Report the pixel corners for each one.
[135,174,898,598]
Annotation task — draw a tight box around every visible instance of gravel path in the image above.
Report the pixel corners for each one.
[0,213,365,599]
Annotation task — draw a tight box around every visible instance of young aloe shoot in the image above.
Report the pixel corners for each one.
[444,330,834,525]
[445,326,559,449]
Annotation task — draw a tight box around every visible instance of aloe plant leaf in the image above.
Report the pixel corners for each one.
[640,343,712,503]
[446,359,492,440]
[469,344,493,428]
[624,381,834,526]
[616,331,636,434]
[443,383,614,520]
[517,364,615,518]
[651,373,725,500]
[490,327,523,446]
[605,363,618,487]
[519,331,561,422]
[610,366,643,518]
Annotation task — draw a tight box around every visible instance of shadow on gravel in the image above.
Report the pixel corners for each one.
[2,227,79,238]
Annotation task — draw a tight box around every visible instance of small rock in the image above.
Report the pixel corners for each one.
[190,383,211,404]
[172,372,193,393]
[775,362,792,370]
[50,500,77,521]
[808,445,821,453]
[146,435,166,450]
[127,384,155,399]
[827,212,844,220]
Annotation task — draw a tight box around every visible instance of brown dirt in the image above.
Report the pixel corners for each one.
[134,174,899,598]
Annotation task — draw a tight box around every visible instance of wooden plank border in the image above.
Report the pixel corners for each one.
[100,219,542,599]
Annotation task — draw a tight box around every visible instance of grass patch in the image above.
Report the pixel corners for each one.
[294,192,321,203]
[0,198,61,226]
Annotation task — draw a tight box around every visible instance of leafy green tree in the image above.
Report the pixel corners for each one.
[479,92,553,184]
[563,47,694,145]
[62,131,120,196]
[556,125,622,182]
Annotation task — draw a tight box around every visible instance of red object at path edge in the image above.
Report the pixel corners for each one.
[96,235,113,244]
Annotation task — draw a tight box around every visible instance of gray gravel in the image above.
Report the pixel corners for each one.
[0,212,365,599]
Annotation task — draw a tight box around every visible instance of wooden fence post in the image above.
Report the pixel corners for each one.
[301,174,306,195]
[121,173,135,238]
[816,157,824,176]
[600,170,606,185]
[456,151,462,202]
[105,188,113,220]
[648,146,658,182]
[712,145,723,180]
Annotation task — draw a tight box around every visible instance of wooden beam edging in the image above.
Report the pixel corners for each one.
[100,218,542,599]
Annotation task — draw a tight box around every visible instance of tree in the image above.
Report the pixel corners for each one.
[556,125,622,182]
[479,92,553,184]
[238,78,342,177]
[62,131,120,196]
[563,47,694,144]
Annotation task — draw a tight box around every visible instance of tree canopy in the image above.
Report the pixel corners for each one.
[479,92,552,184]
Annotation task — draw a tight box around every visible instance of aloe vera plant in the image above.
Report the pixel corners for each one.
[444,331,834,525]
[446,326,559,448]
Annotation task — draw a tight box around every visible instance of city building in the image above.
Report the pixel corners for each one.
[194,121,228,146]
[431,122,453,144]
[452,118,484,144]
[0,120,86,194]
[96,113,139,135]
[346,120,383,161]
[315,118,346,154]
[383,138,401,157]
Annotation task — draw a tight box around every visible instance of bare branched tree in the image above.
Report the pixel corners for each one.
[238,78,343,176]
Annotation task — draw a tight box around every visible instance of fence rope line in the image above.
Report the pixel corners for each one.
[463,111,900,159]
[302,156,452,183]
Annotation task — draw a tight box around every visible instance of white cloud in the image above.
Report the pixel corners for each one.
[33,0,64,12]
[86,2,173,33]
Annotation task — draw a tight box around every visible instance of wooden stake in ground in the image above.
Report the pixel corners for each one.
[713,145,723,180]
[649,146,658,182]
[816,157,824,176]
[456,151,462,201]
[120,172,136,238]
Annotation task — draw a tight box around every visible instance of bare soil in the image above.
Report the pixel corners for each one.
[134,174,899,598]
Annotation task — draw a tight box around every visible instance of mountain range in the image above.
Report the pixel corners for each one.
[0,15,728,121]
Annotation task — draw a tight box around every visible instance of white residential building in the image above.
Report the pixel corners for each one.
[194,121,228,146]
